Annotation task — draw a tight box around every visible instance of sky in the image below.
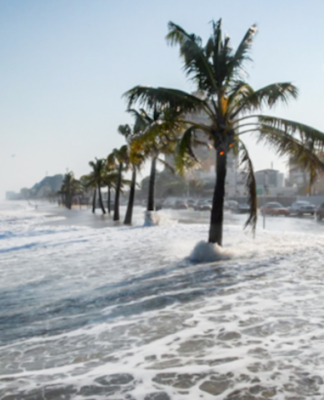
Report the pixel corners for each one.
[1,0,324,199]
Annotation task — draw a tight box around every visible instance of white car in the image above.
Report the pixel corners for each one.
[288,201,316,216]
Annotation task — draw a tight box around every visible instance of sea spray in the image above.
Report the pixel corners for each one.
[143,210,177,227]
[190,240,231,263]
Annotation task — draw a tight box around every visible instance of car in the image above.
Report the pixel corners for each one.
[315,203,324,221]
[172,200,189,210]
[260,202,289,216]
[233,203,251,214]
[194,200,212,211]
[186,199,196,208]
[224,200,239,211]
[288,201,316,216]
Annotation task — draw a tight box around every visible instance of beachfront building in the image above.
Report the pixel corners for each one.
[288,156,324,195]
[288,163,305,187]
[255,168,287,196]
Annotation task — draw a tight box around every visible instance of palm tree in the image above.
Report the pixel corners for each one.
[107,145,129,221]
[127,108,179,213]
[118,124,146,225]
[79,175,92,208]
[84,158,107,214]
[124,20,324,246]
[80,174,97,212]
[60,172,81,209]
[102,165,119,214]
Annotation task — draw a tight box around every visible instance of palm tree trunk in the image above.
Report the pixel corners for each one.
[107,186,111,214]
[98,184,106,214]
[147,156,157,211]
[124,167,136,225]
[208,151,227,245]
[113,162,123,221]
[66,190,72,210]
[92,188,97,214]
[64,192,68,208]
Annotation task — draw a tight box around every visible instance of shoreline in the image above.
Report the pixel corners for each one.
[40,204,217,229]
[38,203,134,229]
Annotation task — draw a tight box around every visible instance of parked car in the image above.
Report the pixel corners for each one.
[224,200,239,211]
[316,203,324,221]
[260,202,289,216]
[187,199,196,208]
[288,201,316,216]
[172,200,189,210]
[233,203,251,214]
[194,200,212,211]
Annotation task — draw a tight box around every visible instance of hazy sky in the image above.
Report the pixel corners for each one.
[1,0,324,199]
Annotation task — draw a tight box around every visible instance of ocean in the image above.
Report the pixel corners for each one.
[1,201,324,399]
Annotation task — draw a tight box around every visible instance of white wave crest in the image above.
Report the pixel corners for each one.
[143,211,176,227]
[189,240,232,263]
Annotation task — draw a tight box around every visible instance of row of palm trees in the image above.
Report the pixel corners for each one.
[61,19,324,246]
[59,110,178,225]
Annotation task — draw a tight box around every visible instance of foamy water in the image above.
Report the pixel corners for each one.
[1,201,324,399]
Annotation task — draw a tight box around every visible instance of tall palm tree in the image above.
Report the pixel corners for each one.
[84,158,107,214]
[107,145,129,221]
[124,20,324,246]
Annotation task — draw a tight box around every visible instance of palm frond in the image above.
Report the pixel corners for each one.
[166,21,202,47]
[127,108,151,134]
[227,24,257,80]
[256,123,324,176]
[123,86,209,116]
[107,152,117,168]
[231,83,298,117]
[239,140,257,234]
[157,157,175,173]
[166,21,218,93]
[210,19,234,87]
[118,124,132,138]
[174,126,200,175]
[259,116,324,149]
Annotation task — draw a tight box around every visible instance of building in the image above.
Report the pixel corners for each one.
[255,169,285,196]
[288,158,307,188]
[287,155,324,195]
[6,191,21,200]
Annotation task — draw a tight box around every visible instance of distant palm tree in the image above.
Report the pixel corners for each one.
[102,166,119,215]
[127,108,179,213]
[60,172,81,209]
[118,123,145,225]
[84,158,107,214]
[125,20,324,246]
[107,145,129,221]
